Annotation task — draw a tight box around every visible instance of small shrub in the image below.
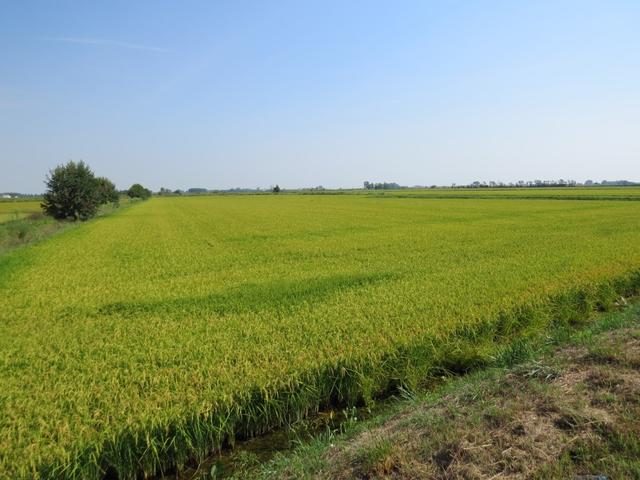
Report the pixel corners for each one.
[127,183,152,200]
[96,177,119,205]
[41,161,101,221]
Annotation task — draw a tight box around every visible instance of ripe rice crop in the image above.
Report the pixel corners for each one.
[0,200,41,223]
[1,194,640,478]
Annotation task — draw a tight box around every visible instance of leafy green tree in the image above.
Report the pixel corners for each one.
[41,161,101,221]
[127,183,152,199]
[95,177,119,205]
[272,184,281,193]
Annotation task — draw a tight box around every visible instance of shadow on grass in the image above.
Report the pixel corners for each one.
[98,272,395,318]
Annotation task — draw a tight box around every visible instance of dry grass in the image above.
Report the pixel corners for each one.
[310,326,640,479]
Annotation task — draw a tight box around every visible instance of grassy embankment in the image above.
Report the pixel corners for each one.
[0,198,131,254]
[0,200,60,253]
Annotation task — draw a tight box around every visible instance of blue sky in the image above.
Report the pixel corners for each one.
[1,1,639,192]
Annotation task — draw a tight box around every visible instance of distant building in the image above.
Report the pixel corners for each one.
[1,194,13,199]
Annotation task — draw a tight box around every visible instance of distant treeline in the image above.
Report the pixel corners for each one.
[10,178,637,200]
[460,179,638,188]
[363,179,639,190]
[363,181,403,190]
[158,186,327,195]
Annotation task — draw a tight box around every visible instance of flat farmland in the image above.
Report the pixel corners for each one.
[1,195,640,479]
[363,186,640,200]
[0,200,41,223]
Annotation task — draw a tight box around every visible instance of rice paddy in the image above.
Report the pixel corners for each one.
[354,186,640,200]
[1,193,640,479]
[0,200,41,223]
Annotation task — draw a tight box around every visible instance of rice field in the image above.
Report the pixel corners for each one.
[1,194,640,479]
[0,200,41,223]
[360,186,640,200]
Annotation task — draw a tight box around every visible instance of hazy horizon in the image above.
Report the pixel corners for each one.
[2,175,639,196]
[2,1,640,193]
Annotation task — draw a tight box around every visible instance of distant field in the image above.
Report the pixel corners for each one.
[1,195,640,478]
[0,200,41,223]
[362,186,640,200]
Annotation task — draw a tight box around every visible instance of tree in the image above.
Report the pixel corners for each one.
[272,184,281,193]
[127,183,152,199]
[95,177,119,205]
[41,161,101,221]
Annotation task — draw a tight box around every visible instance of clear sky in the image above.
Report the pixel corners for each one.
[1,1,639,192]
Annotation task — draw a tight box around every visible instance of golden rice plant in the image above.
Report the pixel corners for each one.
[1,194,640,478]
